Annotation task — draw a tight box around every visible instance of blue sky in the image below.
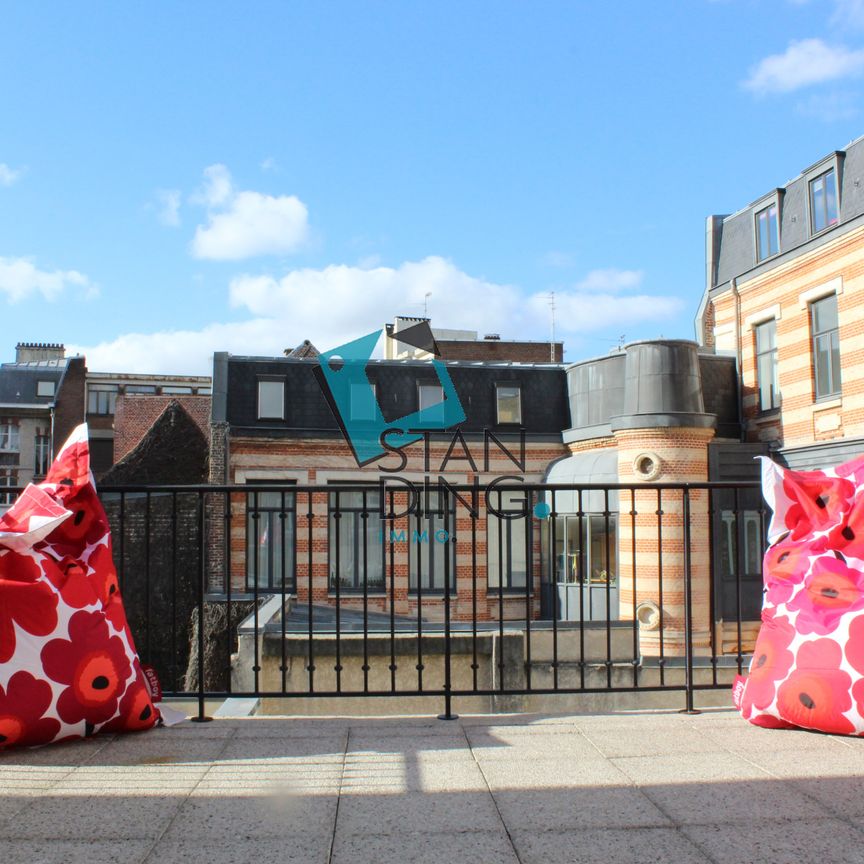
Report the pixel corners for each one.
[2,1,864,373]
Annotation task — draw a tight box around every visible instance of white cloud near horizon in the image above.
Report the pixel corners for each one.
[70,258,682,374]
[831,0,864,29]
[744,39,864,94]
[0,256,96,303]
[0,163,22,186]
[190,163,309,260]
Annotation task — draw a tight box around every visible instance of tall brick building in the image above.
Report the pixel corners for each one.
[697,134,864,471]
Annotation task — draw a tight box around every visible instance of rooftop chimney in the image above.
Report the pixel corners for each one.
[15,342,65,363]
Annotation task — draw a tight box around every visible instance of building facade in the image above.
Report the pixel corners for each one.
[0,343,86,507]
[697,134,864,471]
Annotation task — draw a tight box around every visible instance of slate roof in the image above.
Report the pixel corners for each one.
[0,361,67,406]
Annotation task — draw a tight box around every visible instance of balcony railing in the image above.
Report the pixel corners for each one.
[8,480,767,718]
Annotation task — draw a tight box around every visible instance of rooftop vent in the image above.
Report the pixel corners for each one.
[483,334,501,341]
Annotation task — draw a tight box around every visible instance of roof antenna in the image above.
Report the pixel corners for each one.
[424,292,432,319]
[548,291,557,362]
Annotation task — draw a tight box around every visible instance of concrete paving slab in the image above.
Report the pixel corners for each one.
[478,756,629,790]
[582,727,733,758]
[336,790,503,835]
[466,730,605,760]
[510,826,712,864]
[492,787,672,831]
[146,835,333,864]
[331,829,520,864]
[610,752,771,784]
[217,735,347,763]
[745,748,864,778]
[639,777,832,825]
[0,793,185,840]
[682,817,864,864]
[165,792,338,839]
[0,839,153,864]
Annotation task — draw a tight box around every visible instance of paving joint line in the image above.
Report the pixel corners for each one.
[326,726,351,864]
[137,722,240,864]
[462,721,526,864]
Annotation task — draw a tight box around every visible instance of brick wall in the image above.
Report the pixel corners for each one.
[437,340,564,363]
[226,433,568,621]
[114,394,211,462]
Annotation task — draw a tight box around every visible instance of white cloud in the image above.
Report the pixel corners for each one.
[189,164,310,260]
[573,268,644,293]
[193,190,309,260]
[744,39,864,94]
[70,257,682,374]
[0,163,21,186]
[0,256,95,303]
[156,189,182,227]
[260,156,278,172]
[193,163,233,208]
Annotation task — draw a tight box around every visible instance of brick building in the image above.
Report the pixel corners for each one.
[696,134,864,471]
[208,328,753,648]
[0,343,86,506]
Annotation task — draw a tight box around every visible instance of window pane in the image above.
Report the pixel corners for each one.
[812,294,838,333]
[496,385,522,423]
[830,329,842,394]
[825,169,838,226]
[125,385,157,394]
[756,205,778,261]
[36,380,55,397]
[487,489,528,588]
[418,384,445,422]
[258,380,284,419]
[812,174,826,232]
[814,333,832,398]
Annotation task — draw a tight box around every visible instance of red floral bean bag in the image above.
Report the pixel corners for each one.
[0,425,160,748]
[736,455,864,734]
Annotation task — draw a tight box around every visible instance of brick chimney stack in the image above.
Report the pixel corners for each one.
[15,342,65,363]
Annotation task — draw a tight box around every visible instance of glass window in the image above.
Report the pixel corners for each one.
[756,203,779,261]
[408,489,456,592]
[811,294,841,399]
[350,381,377,422]
[755,319,779,411]
[552,514,618,587]
[88,384,119,415]
[0,424,20,451]
[810,169,838,233]
[125,385,157,394]
[418,384,445,422]
[162,386,193,394]
[329,488,385,592]
[719,511,763,579]
[36,380,56,397]
[246,486,296,591]
[0,469,17,505]
[496,385,522,424]
[487,489,529,589]
[258,379,285,419]
[35,434,51,476]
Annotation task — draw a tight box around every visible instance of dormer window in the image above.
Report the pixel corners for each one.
[257,379,285,420]
[810,168,838,234]
[755,203,779,261]
[36,380,55,398]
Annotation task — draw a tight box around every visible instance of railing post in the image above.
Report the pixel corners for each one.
[680,486,699,715]
[438,489,457,720]
[192,489,212,722]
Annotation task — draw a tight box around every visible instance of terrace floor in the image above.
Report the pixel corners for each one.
[2,708,864,863]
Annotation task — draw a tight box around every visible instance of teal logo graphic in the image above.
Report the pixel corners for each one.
[315,322,466,466]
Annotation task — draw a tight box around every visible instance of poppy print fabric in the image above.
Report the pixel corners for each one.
[0,425,159,748]
[738,455,864,734]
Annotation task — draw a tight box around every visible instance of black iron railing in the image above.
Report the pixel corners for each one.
[45,480,767,720]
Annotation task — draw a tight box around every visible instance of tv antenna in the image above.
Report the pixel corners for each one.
[548,291,557,362]
[424,292,432,318]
